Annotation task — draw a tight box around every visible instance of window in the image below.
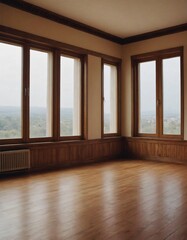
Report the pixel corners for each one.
[0,42,22,140]
[102,61,119,136]
[162,57,181,135]
[132,47,183,138]
[30,49,53,138]
[139,61,156,134]
[60,55,82,137]
[0,39,84,144]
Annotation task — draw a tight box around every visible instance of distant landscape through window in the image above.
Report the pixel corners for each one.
[0,42,22,139]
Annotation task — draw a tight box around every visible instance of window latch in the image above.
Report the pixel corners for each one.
[157,99,161,106]
[24,88,29,97]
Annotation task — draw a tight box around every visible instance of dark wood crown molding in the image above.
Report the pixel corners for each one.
[1,0,187,45]
[0,0,123,44]
[0,25,122,62]
[123,23,187,44]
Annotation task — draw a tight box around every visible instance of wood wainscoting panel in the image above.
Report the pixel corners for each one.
[56,145,70,166]
[124,137,187,164]
[0,138,122,172]
[30,146,57,170]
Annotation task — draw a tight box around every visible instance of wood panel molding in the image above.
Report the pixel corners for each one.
[2,136,187,172]
[1,0,187,45]
[0,138,123,171]
[123,137,187,164]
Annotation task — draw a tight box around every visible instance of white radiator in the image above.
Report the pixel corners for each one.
[0,150,30,173]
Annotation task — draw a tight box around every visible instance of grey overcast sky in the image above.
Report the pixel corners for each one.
[0,42,181,116]
[140,57,180,115]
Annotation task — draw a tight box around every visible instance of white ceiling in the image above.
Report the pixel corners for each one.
[24,0,187,38]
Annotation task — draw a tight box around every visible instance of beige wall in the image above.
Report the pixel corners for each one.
[122,31,187,138]
[87,55,102,139]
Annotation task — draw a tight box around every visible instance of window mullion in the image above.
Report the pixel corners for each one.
[22,44,30,143]
[53,50,60,141]
[180,54,184,138]
[156,58,162,137]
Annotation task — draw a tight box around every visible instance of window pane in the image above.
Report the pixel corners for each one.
[139,61,156,134]
[103,64,117,134]
[60,56,81,136]
[0,42,22,139]
[30,49,52,138]
[163,57,181,135]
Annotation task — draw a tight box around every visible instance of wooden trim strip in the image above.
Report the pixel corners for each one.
[131,46,184,60]
[0,25,121,62]
[123,23,187,44]
[0,0,123,44]
[0,137,123,151]
[1,1,187,45]
[124,136,186,144]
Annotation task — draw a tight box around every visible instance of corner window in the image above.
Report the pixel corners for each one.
[132,47,183,139]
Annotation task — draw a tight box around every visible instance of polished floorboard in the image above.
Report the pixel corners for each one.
[1,160,187,240]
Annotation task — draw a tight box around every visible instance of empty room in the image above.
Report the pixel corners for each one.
[0,0,187,239]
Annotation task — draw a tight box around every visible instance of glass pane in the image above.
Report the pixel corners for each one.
[0,42,22,139]
[104,64,117,134]
[163,57,181,135]
[30,49,52,138]
[60,56,81,136]
[139,61,156,134]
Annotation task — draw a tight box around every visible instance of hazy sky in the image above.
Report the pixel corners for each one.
[30,49,49,108]
[104,64,117,113]
[0,43,80,109]
[104,64,111,114]
[139,57,180,115]
[0,43,22,107]
[0,42,181,116]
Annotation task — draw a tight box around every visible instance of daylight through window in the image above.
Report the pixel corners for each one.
[163,57,181,135]
[103,63,118,135]
[30,49,53,138]
[0,39,84,143]
[139,61,156,134]
[132,47,183,138]
[60,56,81,137]
[0,42,22,139]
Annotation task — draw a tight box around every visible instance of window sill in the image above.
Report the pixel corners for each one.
[126,136,184,142]
[0,139,86,149]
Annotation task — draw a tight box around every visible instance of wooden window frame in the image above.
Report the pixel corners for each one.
[28,44,54,142]
[132,47,184,139]
[0,38,85,144]
[101,59,121,138]
[0,40,24,145]
[58,51,85,141]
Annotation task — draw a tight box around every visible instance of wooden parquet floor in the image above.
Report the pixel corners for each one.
[1,160,187,240]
